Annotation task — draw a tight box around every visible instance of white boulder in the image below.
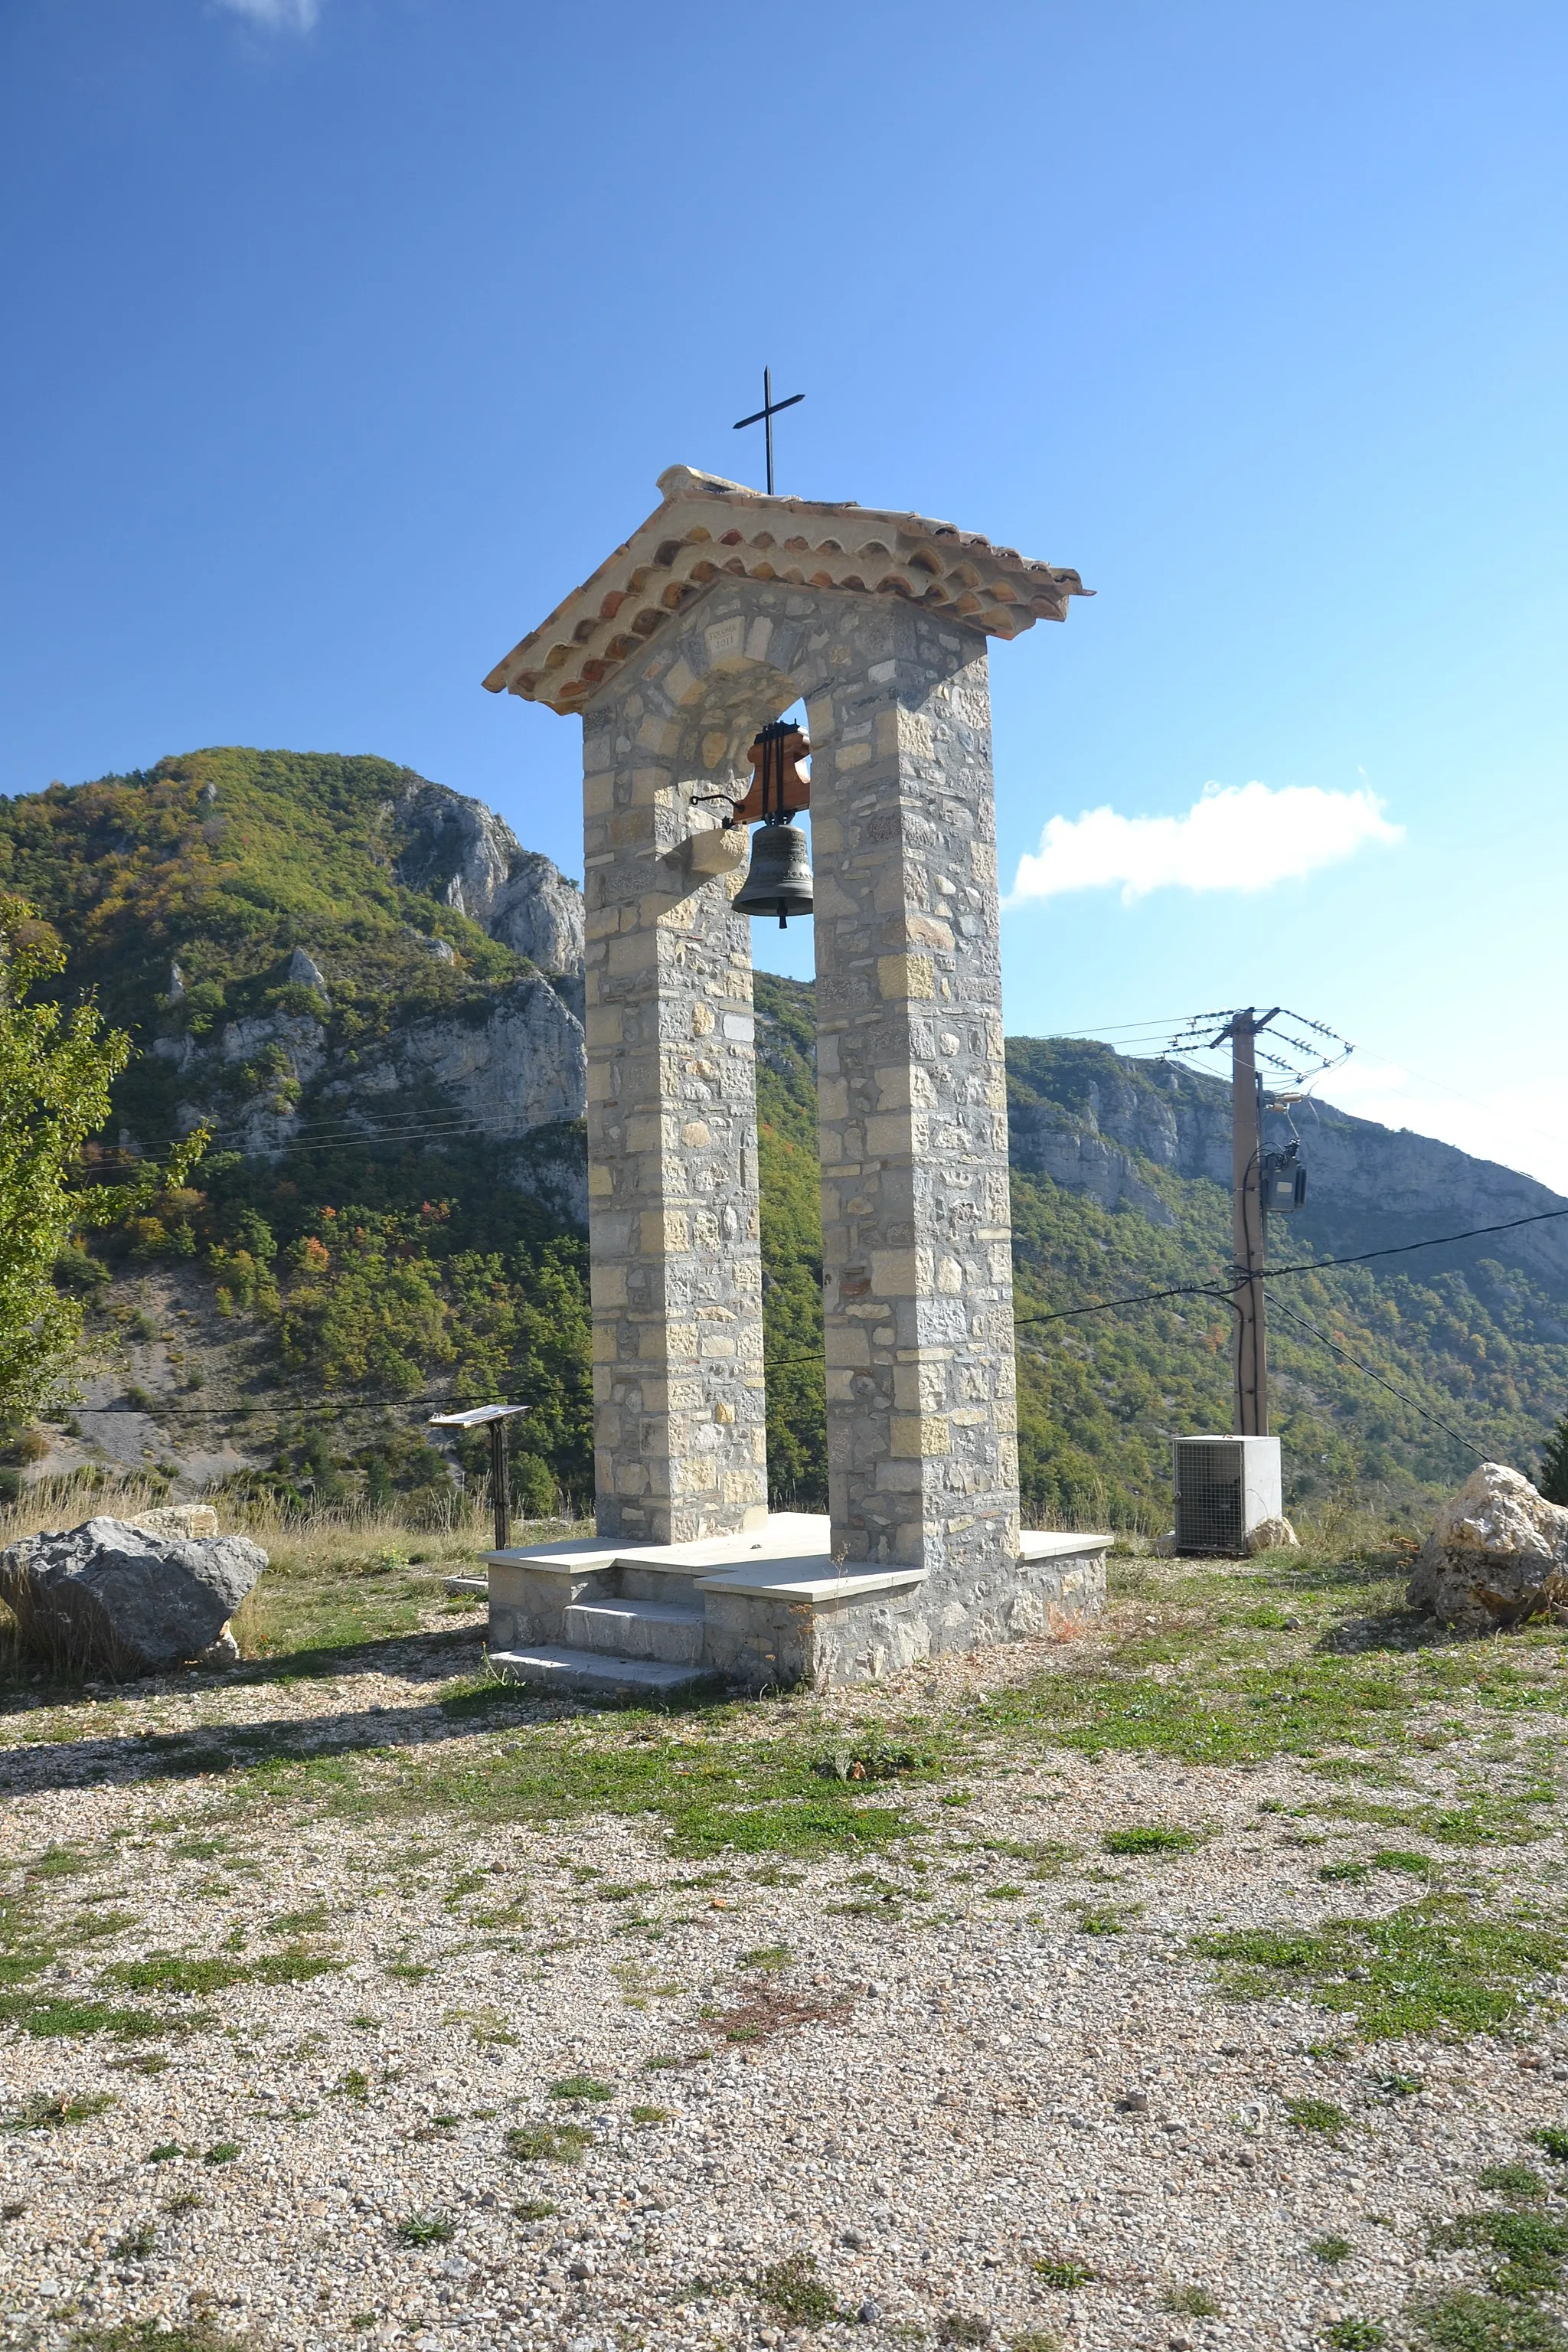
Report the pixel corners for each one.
[128,1504,220,1540]
[1407,1462,1568,1632]
[1245,1515,1300,1554]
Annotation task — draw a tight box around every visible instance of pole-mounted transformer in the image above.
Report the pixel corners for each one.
[1260,1142,1308,1215]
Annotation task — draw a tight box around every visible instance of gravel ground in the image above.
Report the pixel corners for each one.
[3,1596,1568,2352]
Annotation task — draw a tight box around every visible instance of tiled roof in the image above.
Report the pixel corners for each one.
[482,466,1092,714]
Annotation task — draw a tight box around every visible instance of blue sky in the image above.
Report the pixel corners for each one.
[2,1,1564,1185]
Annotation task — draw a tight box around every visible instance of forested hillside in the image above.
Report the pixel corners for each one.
[0,748,593,1511]
[750,976,1568,1527]
[5,746,1566,1528]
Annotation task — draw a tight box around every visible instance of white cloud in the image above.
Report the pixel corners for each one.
[1007,780,1403,906]
[214,0,320,30]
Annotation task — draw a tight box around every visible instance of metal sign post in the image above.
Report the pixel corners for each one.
[428,1403,531,1553]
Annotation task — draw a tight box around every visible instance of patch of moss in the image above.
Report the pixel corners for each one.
[1194,1899,1568,2041]
[505,2122,593,2165]
[1429,2209,1568,2301]
[4,2090,115,2132]
[756,2252,841,2328]
[1103,1824,1199,1856]
[1409,2291,1568,2348]
[1285,2097,1349,2135]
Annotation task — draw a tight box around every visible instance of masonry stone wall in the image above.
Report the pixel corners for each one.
[580,658,769,1546]
[580,578,1021,1592]
[805,602,1020,1587]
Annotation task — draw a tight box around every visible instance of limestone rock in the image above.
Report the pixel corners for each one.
[392,782,584,975]
[164,967,584,1179]
[287,946,328,994]
[0,1516,266,1674]
[1245,1515,1300,1554]
[128,1504,220,1540]
[1408,1462,1568,1632]
[485,851,585,979]
[386,979,585,1135]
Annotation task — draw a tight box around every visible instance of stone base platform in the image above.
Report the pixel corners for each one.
[483,1514,1109,1695]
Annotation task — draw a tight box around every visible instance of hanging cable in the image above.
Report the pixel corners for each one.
[1013,1202,1568,1330]
[1015,1278,1236,1329]
[1266,1205,1568,1278]
[1263,1295,1489,1462]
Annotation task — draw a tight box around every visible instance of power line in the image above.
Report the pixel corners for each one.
[1264,1295,1488,1462]
[1013,1202,1568,1332]
[1267,1204,1568,1279]
[1165,1004,1354,1095]
[89,1112,546,1171]
[1015,1277,1232,1329]
[1044,1012,1229,1039]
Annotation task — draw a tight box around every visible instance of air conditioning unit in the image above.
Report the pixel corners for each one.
[1172,1435,1282,1556]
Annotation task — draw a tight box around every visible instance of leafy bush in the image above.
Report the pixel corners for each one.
[1542,1414,1568,1508]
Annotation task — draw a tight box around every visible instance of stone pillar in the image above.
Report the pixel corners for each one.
[579,683,767,1545]
[808,603,1021,1579]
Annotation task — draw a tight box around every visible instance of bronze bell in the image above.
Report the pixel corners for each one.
[734,820,815,927]
[731,717,815,928]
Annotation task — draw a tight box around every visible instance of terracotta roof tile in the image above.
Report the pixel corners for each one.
[482,466,1091,713]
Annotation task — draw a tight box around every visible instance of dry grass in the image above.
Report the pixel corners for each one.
[1021,1477,1165,1541]
[1023,1483,1441,1555]
[0,1472,177,1552]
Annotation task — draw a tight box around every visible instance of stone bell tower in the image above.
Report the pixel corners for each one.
[482,468,1103,1688]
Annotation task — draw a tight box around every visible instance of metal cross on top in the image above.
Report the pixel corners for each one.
[732,364,804,495]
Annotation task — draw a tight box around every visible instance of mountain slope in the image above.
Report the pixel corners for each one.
[752,987,1568,1526]
[3,746,1564,1527]
[1004,1035,1568,1517]
[0,749,594,1508]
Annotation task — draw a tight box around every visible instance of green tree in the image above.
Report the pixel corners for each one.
[1540,1413,1568,1506]
[0,897,201,1419]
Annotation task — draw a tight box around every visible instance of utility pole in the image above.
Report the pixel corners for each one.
[1208,1006,1279,1437]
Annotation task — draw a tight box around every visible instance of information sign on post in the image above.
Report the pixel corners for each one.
[427,1403,531,1553]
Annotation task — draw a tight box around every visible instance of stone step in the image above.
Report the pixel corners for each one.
[486,1645,712,1697]
[616,1564,705,1606]
[562,1596,704,1664]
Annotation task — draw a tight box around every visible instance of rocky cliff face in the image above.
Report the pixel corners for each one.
[1006,1038,1568,1303]
[148,784,590,1213]
[390,780,585,981]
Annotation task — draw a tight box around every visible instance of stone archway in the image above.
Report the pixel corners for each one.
[485,467,1101,1675]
